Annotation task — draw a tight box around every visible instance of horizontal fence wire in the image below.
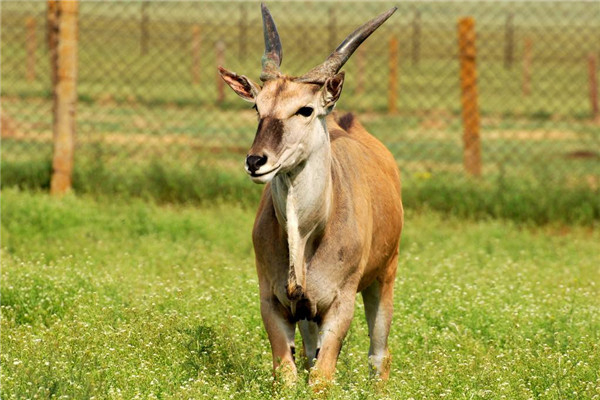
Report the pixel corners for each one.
[1,1,599,209]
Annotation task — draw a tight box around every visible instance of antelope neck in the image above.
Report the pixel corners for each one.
[271,119,333,296]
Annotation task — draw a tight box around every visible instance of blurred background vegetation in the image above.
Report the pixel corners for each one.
[1,1,599,224]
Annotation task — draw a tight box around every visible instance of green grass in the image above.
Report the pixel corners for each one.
[2,189,599,398]
[2,144,598,225]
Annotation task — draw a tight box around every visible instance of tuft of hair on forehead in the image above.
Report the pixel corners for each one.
[260,78,322,103]
[291,78,322,94]
[266,76,322,92]
[273,78,289,97]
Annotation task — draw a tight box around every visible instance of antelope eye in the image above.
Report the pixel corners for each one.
[295,106,313,117]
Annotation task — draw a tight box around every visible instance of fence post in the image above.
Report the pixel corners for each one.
[458,17,482,177]
[354,46,365,95]
[328,7,336,51]
[26,17,36,82]
[504,12,514,69]
[412,10,421,66]
[388,36,399,114]
[47,0,58,87]
[239,3,247,61]
[588,54,599,120]
[50,0,78,195]
[216,40,225,104]
[522,37,532,97]
[191,25,201,85]
[140,1,149,55]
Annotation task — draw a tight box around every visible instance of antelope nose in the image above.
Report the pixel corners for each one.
[246,154,268,174]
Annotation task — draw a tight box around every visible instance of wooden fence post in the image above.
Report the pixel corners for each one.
[522,37,532,97]
[191,25,201,85]
[458,17,481,177]
[388,36,399,114]
[216,40,225,104]
[50,0,78,195]
[588,54,599,120]
[26,17,36,82]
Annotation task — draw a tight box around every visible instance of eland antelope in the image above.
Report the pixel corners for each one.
[218,4,403,385]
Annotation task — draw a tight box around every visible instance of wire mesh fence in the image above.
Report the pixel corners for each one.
[1,1,599,217]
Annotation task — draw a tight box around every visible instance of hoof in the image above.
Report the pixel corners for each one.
[274,362,297,387]
[308,368,333,395]
[369,352,391,381]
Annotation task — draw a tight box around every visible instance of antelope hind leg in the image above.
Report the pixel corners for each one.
[298,319,320,370]
[361,268,396,380]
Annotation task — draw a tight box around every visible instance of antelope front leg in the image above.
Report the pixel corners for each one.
[309,293,356,387]
[260,297,297,383]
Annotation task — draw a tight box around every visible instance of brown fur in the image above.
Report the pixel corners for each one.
[249,117,285,155]
[253,113,403,383]
[218,4,402,387]
[336,112,356,131]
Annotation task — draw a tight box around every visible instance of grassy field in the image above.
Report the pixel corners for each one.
[2,188,599,399]
[2,143,599,225]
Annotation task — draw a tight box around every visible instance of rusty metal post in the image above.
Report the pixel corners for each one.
[47,0,59,87]
[412,10,421,66]
[216,40,225,104]
[328,7,336,52]
[26,17,36,82]
[140,1,149,55]
[504,13,514,69]
[50,0,78,195]
[458,17,482,177]
[588,54,599,120]
[192,25,201,85]
[239,3,247,61]
[354,46,365,95]
[522,37,532,97]
[388,36,399,114]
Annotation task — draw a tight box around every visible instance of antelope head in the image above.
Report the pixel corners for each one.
[219,4,396,184]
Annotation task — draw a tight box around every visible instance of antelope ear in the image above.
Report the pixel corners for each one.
[322,72,345,111]
[218,66,261,102]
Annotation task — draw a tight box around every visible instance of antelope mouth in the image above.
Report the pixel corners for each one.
[251,164,280,177]
[248,164,281,183]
